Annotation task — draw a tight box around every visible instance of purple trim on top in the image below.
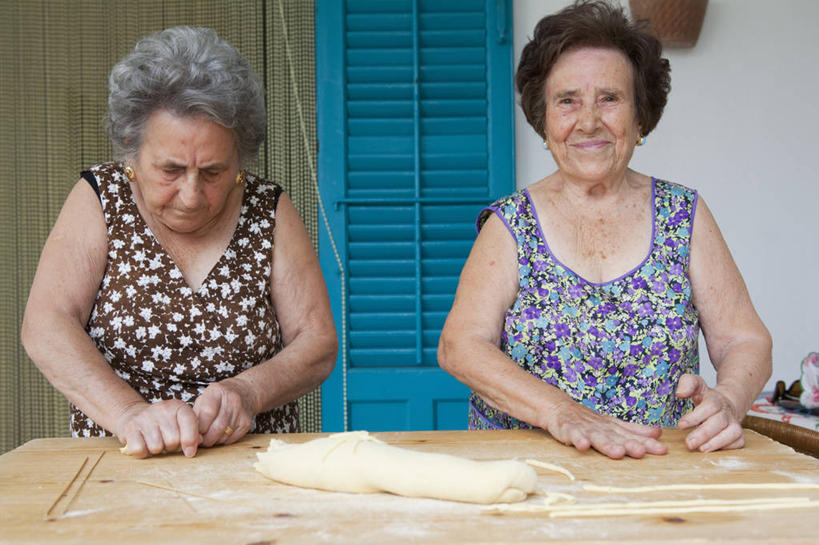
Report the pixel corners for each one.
[476,205,516,241]
[690,189,699,236]
[524,178,659,287]
[468,399,503,430]
[686,189,699,268]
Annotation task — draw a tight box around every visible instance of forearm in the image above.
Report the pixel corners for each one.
[22,310,146,433]
[438,333,571,429]
[712,335,772,417]
[231,328,337,415]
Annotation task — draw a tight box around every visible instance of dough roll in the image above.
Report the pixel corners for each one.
[254,431,537,504]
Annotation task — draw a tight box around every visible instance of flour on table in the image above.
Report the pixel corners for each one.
[708,456,750,470]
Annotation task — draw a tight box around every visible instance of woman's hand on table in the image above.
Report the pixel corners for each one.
[115,400,202,458]
[676,373,745,452]
[193,377,256,447]
[544,399,668,460]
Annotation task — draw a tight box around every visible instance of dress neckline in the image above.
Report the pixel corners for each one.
[522,178,658,287]
[123,170,249,295]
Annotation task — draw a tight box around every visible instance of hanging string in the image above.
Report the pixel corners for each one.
[275,0,348,431]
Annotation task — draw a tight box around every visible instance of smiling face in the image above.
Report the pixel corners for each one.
[544,47,641,184]
[130,109,242,235]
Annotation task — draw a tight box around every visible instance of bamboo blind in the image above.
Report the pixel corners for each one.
[0,0,321,454]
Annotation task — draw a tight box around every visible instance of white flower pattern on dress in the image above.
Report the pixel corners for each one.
[70,163,299,437]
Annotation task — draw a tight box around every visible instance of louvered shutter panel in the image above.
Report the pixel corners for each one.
[318,0,513,431]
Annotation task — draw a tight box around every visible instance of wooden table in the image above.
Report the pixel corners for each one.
[1,429,818,544]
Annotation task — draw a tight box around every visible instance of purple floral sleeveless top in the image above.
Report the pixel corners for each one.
[470,179,700,429]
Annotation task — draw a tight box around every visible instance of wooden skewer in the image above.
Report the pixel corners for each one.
[62,451,106,515]
[133,480,261,510]
[44,457,88,520]
[159,470,197,514]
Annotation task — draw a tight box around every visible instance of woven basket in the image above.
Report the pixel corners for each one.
[629,0,708,48]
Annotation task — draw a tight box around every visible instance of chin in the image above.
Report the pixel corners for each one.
[163,217,208,234]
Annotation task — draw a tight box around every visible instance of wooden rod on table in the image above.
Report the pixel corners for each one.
[62,451,106,515]
[133,480,262,510]
[43,457,88,520]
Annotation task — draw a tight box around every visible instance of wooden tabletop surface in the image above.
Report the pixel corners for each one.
[1,428,818,544]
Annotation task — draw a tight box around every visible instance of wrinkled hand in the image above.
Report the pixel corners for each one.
[115,400,201,458]
[193,377,256,447]
[544,400,667,459]
[676,373,744,452]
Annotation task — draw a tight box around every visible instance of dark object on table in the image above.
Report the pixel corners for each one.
[771,379,819,415]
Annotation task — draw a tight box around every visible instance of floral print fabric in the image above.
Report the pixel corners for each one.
[72,162,299,437]
[469,179,700,429]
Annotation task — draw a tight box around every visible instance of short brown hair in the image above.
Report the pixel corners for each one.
[516,0,670,140]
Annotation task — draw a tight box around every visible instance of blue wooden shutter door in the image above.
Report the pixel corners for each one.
[317,0,514,431]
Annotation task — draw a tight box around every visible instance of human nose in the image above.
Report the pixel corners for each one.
[577,101,600,133]
[178,171,204,208]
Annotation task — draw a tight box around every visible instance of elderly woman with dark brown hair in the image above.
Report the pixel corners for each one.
[21,27,337,458]
[439,1,771,459]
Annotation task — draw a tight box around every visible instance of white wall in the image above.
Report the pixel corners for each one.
[513,0,819,392]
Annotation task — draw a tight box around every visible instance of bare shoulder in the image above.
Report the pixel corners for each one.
[456,210,518,305]
[273,191,304,234]
[50,178,107,254]
[268,189,332,342]
[688,193,747,312]
[270,190,321,284]
[25,178,107,323]
[690,194,727,254]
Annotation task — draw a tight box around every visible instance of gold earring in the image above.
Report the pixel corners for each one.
[124,165,136,182]
[235,170,246,185]
[542,140,549,150]
[636,135,646,146]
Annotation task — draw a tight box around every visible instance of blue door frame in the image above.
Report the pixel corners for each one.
[316,0,514,432]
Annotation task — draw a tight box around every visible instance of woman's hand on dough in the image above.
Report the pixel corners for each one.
[544,399,667,460]
[115,400,201,458]
[193,377,255,447]
[676,373,745,452]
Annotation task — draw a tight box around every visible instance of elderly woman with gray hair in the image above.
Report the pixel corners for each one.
[21,27,337,458]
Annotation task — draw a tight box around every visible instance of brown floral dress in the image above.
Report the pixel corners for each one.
[72,162,299,437]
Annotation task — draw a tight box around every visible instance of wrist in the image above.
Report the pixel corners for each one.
[226,374,261,416]
[111,398,149,437]
[530,388,575,431]
[713,382,747,419]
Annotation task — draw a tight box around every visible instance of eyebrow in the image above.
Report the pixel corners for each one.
[154,160,229,170]
[199,163,229,171]
[553,90,579,100]
[551,88,625,100]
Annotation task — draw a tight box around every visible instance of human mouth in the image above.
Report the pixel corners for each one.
[173,208,205,217]
[572,140,609,150]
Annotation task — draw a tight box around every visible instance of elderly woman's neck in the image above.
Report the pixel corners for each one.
[554,169,642,204]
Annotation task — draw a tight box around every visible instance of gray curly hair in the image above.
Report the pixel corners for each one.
[105,26,266,167]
